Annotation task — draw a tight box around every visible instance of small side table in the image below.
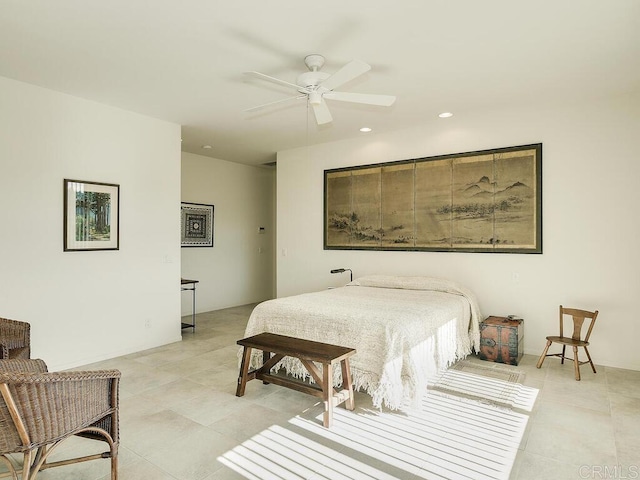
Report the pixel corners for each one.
[479,316,524,366]
[180,278,199,331]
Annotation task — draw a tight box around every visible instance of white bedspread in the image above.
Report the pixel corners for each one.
[242,275,482,410]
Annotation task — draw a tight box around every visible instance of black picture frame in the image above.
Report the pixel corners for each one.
[324,143,542,254]
[64,179,120,251]
[181,202,214,247]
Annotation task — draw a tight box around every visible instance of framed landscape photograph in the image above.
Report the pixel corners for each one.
[64,179,120,251]
[324,143,542,254]
[181,202,214,247]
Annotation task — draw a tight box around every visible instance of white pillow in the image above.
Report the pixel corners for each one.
[348,274,462,291]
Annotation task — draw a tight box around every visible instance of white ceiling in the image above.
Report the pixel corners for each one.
[1,1,639,166]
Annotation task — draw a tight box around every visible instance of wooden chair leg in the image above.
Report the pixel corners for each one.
[22,450,33,480]
[236,346,252,396]
[561,344,567,364]
[536,340,552,368]
[573,346,581,380]
[583,346,597,374]
[111,453,118,480]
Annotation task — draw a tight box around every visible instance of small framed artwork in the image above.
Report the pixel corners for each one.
[181,202,214,247]
[64,179,120,251]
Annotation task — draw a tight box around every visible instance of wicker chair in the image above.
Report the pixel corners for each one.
[0,359,120,479]
[0,318,31,360]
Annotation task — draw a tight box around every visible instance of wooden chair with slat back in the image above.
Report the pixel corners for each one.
[536,305,599,380]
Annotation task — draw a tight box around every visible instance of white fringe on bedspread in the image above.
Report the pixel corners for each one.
[240,275,482,410]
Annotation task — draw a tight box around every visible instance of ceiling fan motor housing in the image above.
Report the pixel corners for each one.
[296,71,330,91]
[297,54,329,92]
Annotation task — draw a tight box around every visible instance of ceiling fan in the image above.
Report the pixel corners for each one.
[244,54,396,125]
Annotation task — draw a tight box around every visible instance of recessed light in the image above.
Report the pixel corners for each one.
[201,144,213,149]
[438,112,454,118]
[359,127,372,132]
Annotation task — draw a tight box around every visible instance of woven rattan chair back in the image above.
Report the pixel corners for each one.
[0,358,120,479]
[0,318,31,359]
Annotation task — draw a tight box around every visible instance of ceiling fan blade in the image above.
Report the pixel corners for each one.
[320,60,371,91]
[324,91,396,106]
[244,71,306,92]
[312,99,333,125]
[245,94,306,112]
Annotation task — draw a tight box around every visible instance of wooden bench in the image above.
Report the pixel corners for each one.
[236,332,356,428]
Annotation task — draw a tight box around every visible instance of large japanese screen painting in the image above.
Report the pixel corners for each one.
[324,144,541,253]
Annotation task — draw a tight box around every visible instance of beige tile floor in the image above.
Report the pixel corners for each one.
[4,304,639,480]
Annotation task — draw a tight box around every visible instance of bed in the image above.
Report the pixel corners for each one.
[242,275,482,410]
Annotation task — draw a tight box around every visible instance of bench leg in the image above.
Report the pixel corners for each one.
[236,346,252,397]
[322,362,333,428]
[341,358,355,411]
[262,350,271,385]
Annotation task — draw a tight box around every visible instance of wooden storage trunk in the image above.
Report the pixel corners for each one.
[479,316,524,366]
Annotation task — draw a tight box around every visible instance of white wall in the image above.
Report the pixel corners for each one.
[181,152,275,314]
[0,76,182,371]
[276,93,640,371]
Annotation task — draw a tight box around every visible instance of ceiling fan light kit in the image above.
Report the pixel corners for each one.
[308,91,323,106]
[245,54,396,125]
